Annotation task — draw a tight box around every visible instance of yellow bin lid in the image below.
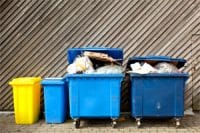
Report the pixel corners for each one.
[9,77,42,85]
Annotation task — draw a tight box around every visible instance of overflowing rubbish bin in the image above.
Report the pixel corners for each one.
[42,78,68,123]
[9,77,42,124]
[66,48,124,128]
[127,56,189,127]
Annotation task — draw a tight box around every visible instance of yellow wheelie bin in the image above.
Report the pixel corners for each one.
[9,77,41,124]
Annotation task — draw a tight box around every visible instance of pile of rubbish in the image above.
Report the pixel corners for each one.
[128,62,181,74]
[67,51,123,74]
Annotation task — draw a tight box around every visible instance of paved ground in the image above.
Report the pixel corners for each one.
[0,112,200,133]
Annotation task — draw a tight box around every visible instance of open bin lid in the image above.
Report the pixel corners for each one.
[127,56,186,69]
[67,47,123,64]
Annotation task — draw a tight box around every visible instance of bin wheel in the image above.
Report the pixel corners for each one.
[112,120,117,128]
[175,119,180,128]
[136,118,141,128]
[73,120,80,128]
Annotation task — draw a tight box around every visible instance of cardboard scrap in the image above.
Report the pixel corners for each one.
[83,51,116,62]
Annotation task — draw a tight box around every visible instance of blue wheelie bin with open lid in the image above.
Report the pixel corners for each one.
[66,47,124,128]
[127,56,189,127]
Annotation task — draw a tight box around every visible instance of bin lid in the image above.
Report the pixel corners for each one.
[127,56,186,69]
[9,77,41,85]
[67,47,123,64]
[41,78,65,85]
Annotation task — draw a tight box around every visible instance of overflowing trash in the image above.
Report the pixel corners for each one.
[83,51,117,62]
[184,108,195,116]
[96,65,123,74]
[128,56,188,128]
[155,62,179,73]
[130,62,157,74]
[128,62,181,74]
[67,56,94,74]
[67,51,123,74]
[66,48,124,128]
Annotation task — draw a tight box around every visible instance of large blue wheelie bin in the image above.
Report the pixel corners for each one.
[42,78,68,123]
[127,56,189,127]
[66,48,124,128]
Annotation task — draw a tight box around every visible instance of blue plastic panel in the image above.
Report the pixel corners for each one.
[131,73,189,77]
[67,47,123,64]
[130,73,188,118]
[66,74,124,119]
[41,78,68,123]
[127,56,186,68]
[42,78,65,85]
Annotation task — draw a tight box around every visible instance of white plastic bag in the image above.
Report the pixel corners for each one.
[95,65,123,74]
[142,63,157,73]
[67,56,94,74]
[155,62,179,73]
[130,62,157,74]
[130,62,141,71]
[67,64,80,74]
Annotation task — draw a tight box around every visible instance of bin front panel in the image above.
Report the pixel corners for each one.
[79,78,110,117]
[142,77,175,116]
[110,79,121,119]
[131,74,187,118]
[43,84,67,123]
[131,78,143,117]
[68,75,122,119]
[13,84,41,124]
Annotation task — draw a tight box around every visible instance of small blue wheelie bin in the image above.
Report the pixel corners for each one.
[42,78,68,123]
[66,48,124,128]
[127,56,189,127]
